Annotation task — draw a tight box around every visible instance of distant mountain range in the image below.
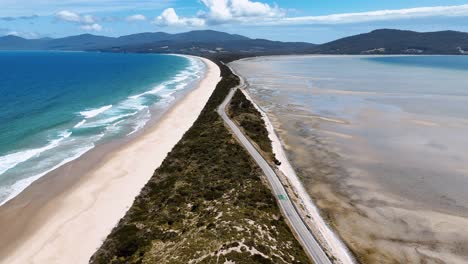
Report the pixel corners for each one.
[0,30,316,55]
[313,29,468,55]
[1,29,467,55]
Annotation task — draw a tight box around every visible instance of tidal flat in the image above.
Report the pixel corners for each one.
[231,55,468,263]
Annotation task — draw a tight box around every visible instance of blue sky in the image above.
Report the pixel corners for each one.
[1,0,468,43]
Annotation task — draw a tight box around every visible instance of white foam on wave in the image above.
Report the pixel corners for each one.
[119,55,207,136]
[0,143,94,206]
[127,109,151,136]
[129,84,166,99]
[128,56,204,103]
[80,105,112,119]
[0,55,206,206]
[0,131,72,176]
[128,72,189,100]
[81,111,139,128]
[118,98,148,112]
[108,119,126,130]
[73,120,86,128]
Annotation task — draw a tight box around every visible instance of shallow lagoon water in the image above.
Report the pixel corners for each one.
[232,55,468,263]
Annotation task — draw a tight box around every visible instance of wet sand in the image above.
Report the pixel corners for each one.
[0,56,221,264]
[231,55,468,263]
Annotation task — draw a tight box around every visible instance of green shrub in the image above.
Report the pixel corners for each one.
[228,90,280,164]
[89,58,311,264]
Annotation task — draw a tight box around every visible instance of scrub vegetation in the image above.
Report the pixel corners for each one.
[227,89,279,165]
[90,59,311,264]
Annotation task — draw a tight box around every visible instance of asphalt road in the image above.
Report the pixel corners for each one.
[217,67,332,264]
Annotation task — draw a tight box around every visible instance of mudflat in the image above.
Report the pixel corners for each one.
[231,55,468,264]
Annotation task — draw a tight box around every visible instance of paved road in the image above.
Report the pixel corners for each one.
[217,67,332,264]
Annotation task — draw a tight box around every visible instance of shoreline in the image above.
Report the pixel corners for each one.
[0,55,204,208]
[231,64,355,264]
[231,55,468,263]
[0,53,202,207]
[0,55,221,264]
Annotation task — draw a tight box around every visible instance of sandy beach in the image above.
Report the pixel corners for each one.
[0,56,221,264]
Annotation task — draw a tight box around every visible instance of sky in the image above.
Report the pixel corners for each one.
[1,0,468,43]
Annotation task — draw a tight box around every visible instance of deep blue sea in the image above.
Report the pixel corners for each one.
[0,51,204,205]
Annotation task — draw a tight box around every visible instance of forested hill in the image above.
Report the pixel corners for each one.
[1,29,468,55]
[0,30,316,55]
[312,29,468,55]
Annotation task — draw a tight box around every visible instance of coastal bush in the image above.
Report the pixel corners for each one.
[228,89,280,164]
[89,59,311,264]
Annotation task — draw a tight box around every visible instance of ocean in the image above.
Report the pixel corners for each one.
[0,51,204,205]
[231,55,468,262]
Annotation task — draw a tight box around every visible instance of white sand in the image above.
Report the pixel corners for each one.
[239,88,355,264]
[0,56,221,264]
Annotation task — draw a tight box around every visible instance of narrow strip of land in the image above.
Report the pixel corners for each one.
[90,59,312,264]
[217,68,332,264]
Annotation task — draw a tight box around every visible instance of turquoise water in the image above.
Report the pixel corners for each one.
[0,51,205,205]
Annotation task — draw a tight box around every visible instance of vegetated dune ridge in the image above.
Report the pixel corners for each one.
[90,59,312,263]
[0,56,221,264]
[227,89,275,162]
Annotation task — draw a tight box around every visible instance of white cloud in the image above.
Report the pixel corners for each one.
[155,0,282,27]
[229,0,281,18]
[280,4,468,25]
[56,10,82,22]
[56,10,97,24]
[199,0,232,22]
[198,0,283,24]
[126,14,147,22]
[155,8,205,27]
[80,23,103,31]
[154,3,468,28]
[55,10,102,31]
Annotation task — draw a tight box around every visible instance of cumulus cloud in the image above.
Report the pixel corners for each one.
[55,10,102,31]
[155,8,205,27]
[155,0,282,27]
[56,10,82,22]
[126,14,147,22]
[200,0,283,23]
[198,0,233,22]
